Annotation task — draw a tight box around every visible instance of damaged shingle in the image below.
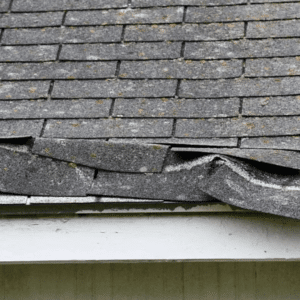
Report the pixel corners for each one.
[241,136,300,150]
[32,138,169,173]
[0,120,43,138]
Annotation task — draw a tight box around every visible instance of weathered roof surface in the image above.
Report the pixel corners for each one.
[1,0,300,219]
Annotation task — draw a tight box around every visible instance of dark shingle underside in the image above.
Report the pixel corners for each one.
[1,0,300,219]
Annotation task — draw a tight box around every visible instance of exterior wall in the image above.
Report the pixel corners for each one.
[1,262,300,299]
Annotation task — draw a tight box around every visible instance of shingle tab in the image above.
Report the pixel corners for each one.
[0,81,50,99]
[52,80,177,98]
[113,98,240,117]
[32,138,169,173]
[119,59,242,79]
[124,23,244,41]
[2,26,122,44]
[0,46,59,62]
[0,147,94,196]
[185,39,300,59]
[65,7,184,25]
[241,136,300,150]
[175,117,300,138]
[0,196,27,205]
[0,0,10,12]
[132,0,247,7]
[245,58,300,77]
[247,20,300,38]
[0,12,63,28]
[0,62,117,80]
[171,147,300,170]
[0,99,112,119]
[186,4,300,23]
[12,0,128,11]
[0,120,43,138]
[44,119,174,138]
[243,96,300,116]
[250,0,297,3]
[60,42,181,60]
[179,77,300,98]
[90,169,214,201]
[111,137,239,146]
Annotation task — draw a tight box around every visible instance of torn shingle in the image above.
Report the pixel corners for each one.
[59,42,182,61]
[111,137,239,147]
[43,119,173,138]
[171,147,300,170]
[119,60,243,79]
[0,99,112,119]
[0,147,94,196]
[0,120,43,138]
[0,46,59,62]
[0,12,64,28]
[2,26,123,45]
[0,81,50,99]
[12,0,128,11]
[51,80,177,98]
[185,39,300,60]
[124,23,244,41]
[32,138,169,173]
[186,4,300,23]
[0,62,117,80]
[175,117,300,138]
[65,7,184,26]
[113,98,240,118]
[241,136,300,150]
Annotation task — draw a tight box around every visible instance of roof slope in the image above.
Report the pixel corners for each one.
[1,0,300,219]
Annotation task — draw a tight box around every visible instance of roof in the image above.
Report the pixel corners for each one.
[0,0,300,219]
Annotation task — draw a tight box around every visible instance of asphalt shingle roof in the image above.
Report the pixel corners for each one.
[1,0,300,219]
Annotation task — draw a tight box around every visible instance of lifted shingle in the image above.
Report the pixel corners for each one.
[179,77,300,98]
[0,12,63,28]
[124,23,244,41]
[43,119,173,138]
[186,4,300,23]
[241,136,300,150]
[0,62,117,80]
[0,99,112,119]
[119,59,243,79]
[2,26,122,44]
[0,120,43,137]
[171,147,300,170]
[60,42,181,60]
[52,80,177,98]
[132,0,247,7]
[113,98,240,117]
[65,7,184,26]
[247,20,300,38]
[90,169,215,201]
[0,46,59,62]
[175,117,300,138]
[0,146,94,196]
[0,81,50,99]
[12,0,128,11]
[243,96,300,116]
[32,138,169,173]
[185,39,300,59]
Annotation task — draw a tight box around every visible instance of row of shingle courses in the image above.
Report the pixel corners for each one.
[1,0,299,12]
[0,59,299,79]
[2,4,300,28]
[3,115,300,138]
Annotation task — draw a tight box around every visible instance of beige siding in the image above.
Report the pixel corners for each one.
[0,262,300,299]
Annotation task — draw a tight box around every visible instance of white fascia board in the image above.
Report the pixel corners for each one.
[1,213,300,263]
